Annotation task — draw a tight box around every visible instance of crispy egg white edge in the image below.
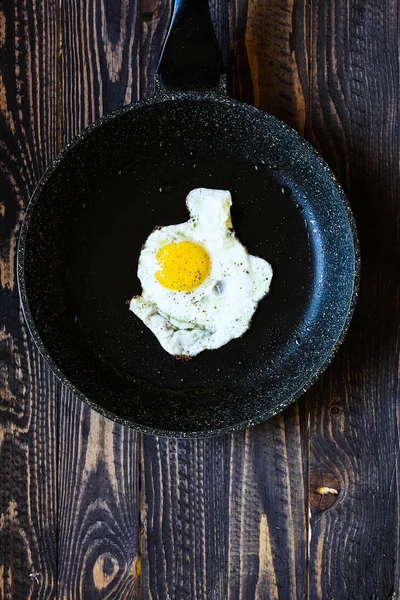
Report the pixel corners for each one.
[129,188,273,357]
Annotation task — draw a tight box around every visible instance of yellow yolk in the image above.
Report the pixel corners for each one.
[155,241,210,291]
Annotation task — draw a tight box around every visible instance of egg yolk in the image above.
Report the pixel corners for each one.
[155,241,210,291]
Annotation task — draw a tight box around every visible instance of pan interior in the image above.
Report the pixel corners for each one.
[20,97,356,435]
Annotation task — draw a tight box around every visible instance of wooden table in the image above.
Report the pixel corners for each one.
[1,0,399,598]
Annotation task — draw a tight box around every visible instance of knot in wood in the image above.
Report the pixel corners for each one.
[330,404,342,416]
[310,472,340,510]
[93,553,119,590]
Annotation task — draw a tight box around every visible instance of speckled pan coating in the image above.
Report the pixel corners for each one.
[17,81,360,438]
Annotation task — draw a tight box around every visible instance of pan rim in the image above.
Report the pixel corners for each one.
[17,92,361,438]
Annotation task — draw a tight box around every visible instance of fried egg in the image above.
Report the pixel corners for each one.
[129,188,273,357]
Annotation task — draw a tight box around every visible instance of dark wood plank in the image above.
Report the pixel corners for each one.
[57,398,139,599]
[308,0,400,598]
[0,0,59,597]
[140,0,173,98]
[142,408,308,600]
[61,0,141,145]
[229,0,309,133]
[141,435,232,599]
[139,1,310,598]
[57,1,141,597]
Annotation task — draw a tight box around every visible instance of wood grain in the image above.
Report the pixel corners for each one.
[140,0,173,98]
[229,0,309,132]
[2,0,400,597]
[57,397,139,599]
[60,0,141,145]
[0,0,59,598]
[57,1,141,598]
[139,1,310,598]
[308,0,400,598]
[141,407,307,600]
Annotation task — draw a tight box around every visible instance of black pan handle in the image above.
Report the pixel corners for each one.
[157,0,225,90]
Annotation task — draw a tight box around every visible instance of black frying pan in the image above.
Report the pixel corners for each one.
[17,0,360,437]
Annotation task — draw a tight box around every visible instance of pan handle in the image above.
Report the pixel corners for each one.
[157,0,225,90]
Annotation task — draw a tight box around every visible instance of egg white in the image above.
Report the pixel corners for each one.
[129,188,273,357]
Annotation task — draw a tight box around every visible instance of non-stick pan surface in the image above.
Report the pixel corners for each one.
[18,85,359,437]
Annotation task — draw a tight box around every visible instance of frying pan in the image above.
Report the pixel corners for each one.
[17,0,360,438]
